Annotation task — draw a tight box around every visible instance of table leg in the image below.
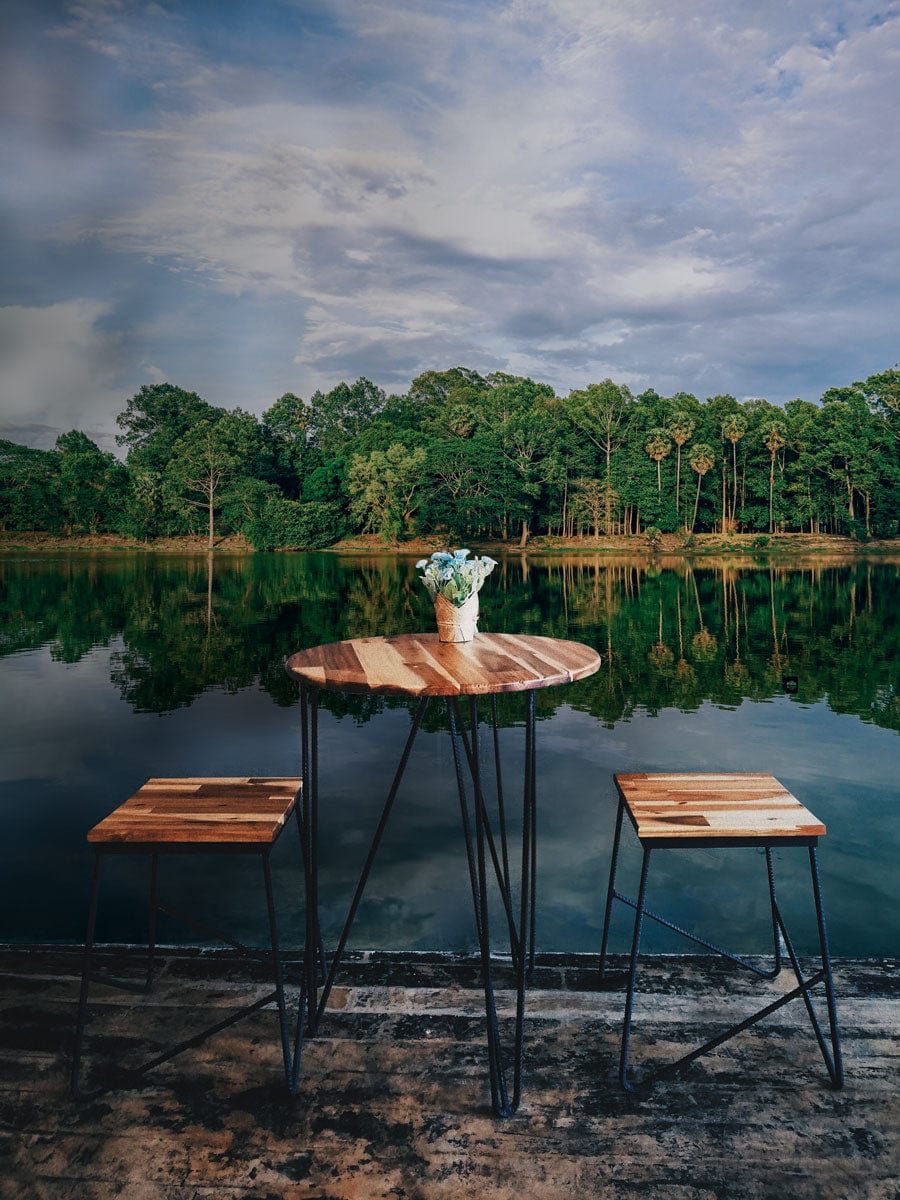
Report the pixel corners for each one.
[448,692,536,1117]
[293,686,536,1117]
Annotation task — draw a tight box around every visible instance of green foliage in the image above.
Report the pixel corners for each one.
[2,363,899,543]
[247,498,346,550]
[347,442,428,542]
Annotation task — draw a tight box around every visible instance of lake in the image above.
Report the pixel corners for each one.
[0,550,897,956]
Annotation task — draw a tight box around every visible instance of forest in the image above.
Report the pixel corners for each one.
[1,366,898,547]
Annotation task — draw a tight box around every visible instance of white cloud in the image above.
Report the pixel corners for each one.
[0,302,127,449]
[1,0,897,440]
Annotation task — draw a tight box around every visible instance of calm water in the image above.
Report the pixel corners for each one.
[0,551,897,956]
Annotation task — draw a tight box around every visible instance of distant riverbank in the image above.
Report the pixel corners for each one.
[2,529,898,556]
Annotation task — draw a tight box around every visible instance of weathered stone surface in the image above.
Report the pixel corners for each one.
[1,947,897,1199]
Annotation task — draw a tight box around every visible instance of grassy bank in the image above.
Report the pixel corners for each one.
[1,529,898,556]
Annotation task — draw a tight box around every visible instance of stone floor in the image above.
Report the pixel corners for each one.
[1,946,897,1199]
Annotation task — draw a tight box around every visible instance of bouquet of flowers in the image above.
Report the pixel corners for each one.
[416,549,497,607]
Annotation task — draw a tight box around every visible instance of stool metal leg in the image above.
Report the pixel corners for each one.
[71,852,103,1099]
[146,852,159,991]
[262,850,295,1092]
[808,845,844,1088]
[598,795,626,979]
[763,847,782,979]
[619,846,652,1092]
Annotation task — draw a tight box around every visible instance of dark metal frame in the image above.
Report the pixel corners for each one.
[598,792,844,1092]
[70,814,304,1100]
[293,682,537,1117]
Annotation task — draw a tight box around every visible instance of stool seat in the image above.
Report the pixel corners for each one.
[87,777,301,847]
[615,772,825,842]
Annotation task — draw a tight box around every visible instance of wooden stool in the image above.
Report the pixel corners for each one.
[598,773,844,1091]
[71,777,303,1098]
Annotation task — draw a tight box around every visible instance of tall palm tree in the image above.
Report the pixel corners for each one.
[763,423,786,533]
[688,442,716,532]
[666,413,695,519]
[721,413,747,530]
[645,429,672,494]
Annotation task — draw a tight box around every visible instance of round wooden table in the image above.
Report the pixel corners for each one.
[285,632,601,1116]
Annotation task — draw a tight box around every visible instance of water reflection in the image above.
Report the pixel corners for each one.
[0,551,897,953]
[1,552,896,731]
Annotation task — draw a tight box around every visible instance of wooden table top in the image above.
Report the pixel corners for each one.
[614,773,826,843]
[285,632,601,697]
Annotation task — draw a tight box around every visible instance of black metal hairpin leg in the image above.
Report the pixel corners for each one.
[447,692,536,1117]
[306,694,431,1033]
[808,845,844,1087]
[763,847,782,979]
[598,796,626,979]
[70,852,103,1100]
[146,853,159,991]
[619,847,652,1091]
[262,851,295,1090]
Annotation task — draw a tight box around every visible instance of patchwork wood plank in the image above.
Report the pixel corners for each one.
[285,632,601,696]
[614,772,826,842]
[87,777,302,847]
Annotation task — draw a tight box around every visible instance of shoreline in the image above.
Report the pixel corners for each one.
[1,529,898,557]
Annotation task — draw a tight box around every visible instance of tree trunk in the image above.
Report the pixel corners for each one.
[768,454,775,534]
[656,459,661,493]
[675,444,682,515]
[519,518,529,548]
[691,474,702,532]
[207,480,215,550]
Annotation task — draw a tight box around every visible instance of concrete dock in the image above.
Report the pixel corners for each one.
[1,947,897,1199]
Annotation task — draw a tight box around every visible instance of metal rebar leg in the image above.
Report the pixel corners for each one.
[312,696,431,1029]
[808,845,844,1087]
[71,852,103,1099]
[598,796,626,978]
[763,847,782,979]
[619,847,651,1092]
[526,691,537,973]
[146,852,158,991]
[468,697,520,967]
[262,851,295,1091]
[512,690,536,1109]
[490,695,511,899]
[449,698,511,1116]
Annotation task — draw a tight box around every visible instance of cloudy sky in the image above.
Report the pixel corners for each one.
[1,0,898,451]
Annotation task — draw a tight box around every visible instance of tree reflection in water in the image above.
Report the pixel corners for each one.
[0,551,896,733]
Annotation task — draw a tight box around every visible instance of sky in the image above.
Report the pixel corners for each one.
[1,0,898,453]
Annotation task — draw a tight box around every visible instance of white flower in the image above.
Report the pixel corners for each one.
[416,548,497,607]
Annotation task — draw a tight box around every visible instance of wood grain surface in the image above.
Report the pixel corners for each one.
[87,777,302,847]
[285,632,601,696]
[614,772,826,842]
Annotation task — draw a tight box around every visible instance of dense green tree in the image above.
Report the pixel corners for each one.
[54,431,127,534]
[308,378,386,458]
[163,411,261,548]
[3,362,899,545]
[347,442,428,542]
[116,383,219,472]
[262,392,310,497]
[0,440,60,531]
